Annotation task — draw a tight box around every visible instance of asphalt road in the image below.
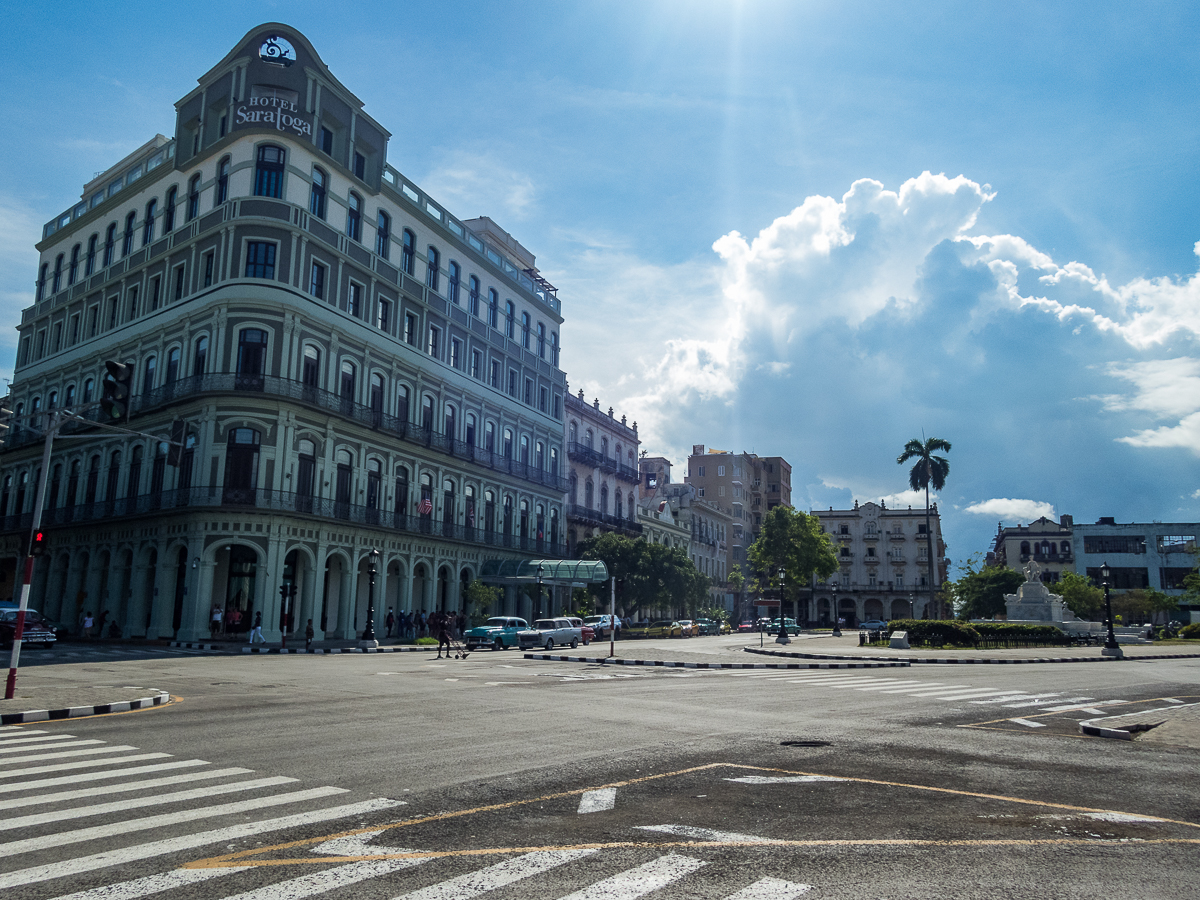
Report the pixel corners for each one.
[3,636,1199,899]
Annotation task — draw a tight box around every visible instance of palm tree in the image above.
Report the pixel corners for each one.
[897,437,951,619]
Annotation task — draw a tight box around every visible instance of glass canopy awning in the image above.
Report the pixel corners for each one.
[479,559,610,586]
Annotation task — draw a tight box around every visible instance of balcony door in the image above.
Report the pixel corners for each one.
[222,428,260,505]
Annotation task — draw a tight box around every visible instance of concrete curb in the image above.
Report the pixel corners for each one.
[743,646,1200,665]
[522,653,909,669]
[0,690,171,725]
[1079,723,1137,740]
[241,645,439,655]
[169,642,226,651]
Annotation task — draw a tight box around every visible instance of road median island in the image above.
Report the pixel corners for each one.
[744,645,1200,665]
[521,652,909,669]
[0,688,171,724]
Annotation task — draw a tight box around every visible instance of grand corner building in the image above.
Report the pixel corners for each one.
[5,25,571,641]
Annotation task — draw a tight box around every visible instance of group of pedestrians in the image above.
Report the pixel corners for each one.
[382,608,467,642]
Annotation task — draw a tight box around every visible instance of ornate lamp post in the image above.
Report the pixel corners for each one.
[536,563,545,621]
[831,582,840,636]
[776,567,790,644]
[1100,562,1123,658]
[359,549,380,648]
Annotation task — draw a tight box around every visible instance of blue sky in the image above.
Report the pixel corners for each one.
[2,1,1198,572]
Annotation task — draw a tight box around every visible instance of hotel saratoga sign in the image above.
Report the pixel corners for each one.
[235,85,312,138]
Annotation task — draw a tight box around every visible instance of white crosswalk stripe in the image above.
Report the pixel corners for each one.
[0,760,232,802]
[557,853,705,899]
[393,849,597,899]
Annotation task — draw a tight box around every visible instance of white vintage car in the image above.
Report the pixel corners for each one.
[517,617,583,651]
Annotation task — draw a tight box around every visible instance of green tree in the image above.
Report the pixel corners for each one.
[728,567,746,625]
[1047,571,1104,620]
[1111,588,1178,625]
[945,557,1024,620]
[746,507,839,615]
[576,533,707,620]
[463,580,501,626]
[570,588,595,617]
[897,436,951,618]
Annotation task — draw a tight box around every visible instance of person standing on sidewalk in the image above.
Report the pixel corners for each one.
[385,608,395,638]
[305,619,315,650]
[210,605,223,639]
[248,611,265,644]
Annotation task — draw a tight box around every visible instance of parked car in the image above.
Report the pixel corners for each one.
[736,620,757,633]
[583,614,618,639]
[463,617,529,651]
[693,618,718,635]
[859,619,889,630]
[0,608,57,649]
[517,618,583,650]
[718,620,732,635]
[646,620,684,638]
[676,619,696,637]
[566,617,595,645]
[624,621,651,638]
[769,618,802,635]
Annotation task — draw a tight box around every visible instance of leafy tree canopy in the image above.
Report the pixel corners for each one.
[945,557,1024,620]
[746,507,839,604]
[576,533,709,619]
[1047,571,1104,620]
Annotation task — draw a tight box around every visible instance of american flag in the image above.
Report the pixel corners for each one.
[418,497,433,515]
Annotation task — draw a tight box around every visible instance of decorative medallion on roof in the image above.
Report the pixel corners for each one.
[259,35,296,66]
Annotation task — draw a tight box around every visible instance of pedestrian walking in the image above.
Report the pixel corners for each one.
[248,611,265,644]
[82,611,94,638]
[210,605,223,639]
[385,608,395,638]
[435,612,452,659]
[305,618,314,650]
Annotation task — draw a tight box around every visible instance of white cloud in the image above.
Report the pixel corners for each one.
[421,151,538,223]
[1098,358,1200,457]
[964,499,1056,522]
[1117,412,1200,456]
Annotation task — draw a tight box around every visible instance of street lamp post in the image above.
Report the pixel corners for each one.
[359,549,380,648]
[835,580,844,638]
[1100,561,1123,658]
[536,564,545,621]
[776,567,790,644]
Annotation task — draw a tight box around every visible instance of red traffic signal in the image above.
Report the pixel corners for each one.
[30,531,47,557]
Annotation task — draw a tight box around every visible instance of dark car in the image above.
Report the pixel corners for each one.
[0,608,57,649]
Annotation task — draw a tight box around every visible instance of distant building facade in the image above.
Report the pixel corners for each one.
[564,390,641,556]
[811,501,948,626]
[989,515,1075,584]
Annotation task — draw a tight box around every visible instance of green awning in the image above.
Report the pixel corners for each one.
[479,558,609,586]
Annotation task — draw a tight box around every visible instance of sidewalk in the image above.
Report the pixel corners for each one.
[1080,703,1200,748]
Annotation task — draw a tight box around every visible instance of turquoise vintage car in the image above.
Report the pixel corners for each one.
[464,617,529,651]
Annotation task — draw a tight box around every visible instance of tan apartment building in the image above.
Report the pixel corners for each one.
[564,389,641,555]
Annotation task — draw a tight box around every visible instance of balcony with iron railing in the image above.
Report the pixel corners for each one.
[0,485,566,557]
[3,373,565,494]
[566,503,643,535]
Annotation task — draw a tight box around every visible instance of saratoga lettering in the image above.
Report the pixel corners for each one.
[234,97,312,137]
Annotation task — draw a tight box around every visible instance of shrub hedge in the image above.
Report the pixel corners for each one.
[886,619,980,647]
[1180,623,1200,640]
[972,623,1071,644]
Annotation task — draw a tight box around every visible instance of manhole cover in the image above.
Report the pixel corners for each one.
[780,740,830,747]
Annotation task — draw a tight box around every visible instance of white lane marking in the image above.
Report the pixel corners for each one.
[0,745,141,765]
[1003,696,1093,709]
[1040,700,1129,713]
[794,678,902,687]
[0,766,252,810]
[0,738,105,755]
[1084,812,1165,824]
[0,752,172,779]
[871,684,969,694]
[0,798,402,890]
[577,787,617,814]
[851,681,928,690]
[1009,718,1047,728]
[224,857,429,900]
[0,775,298,830]
[907,688,1031,700]
[1165,698,1184,704]
[557,853,705,899]
[0,732,72,745]
[636,824,777,843]
[726,876,814,899]
[45,866,241,900]
[312,829,387,855]
[724,776,846,785]
[968,694,1039,704]
[393,848,597,899]
[1077,708,1108,716]
[0,785,348,856]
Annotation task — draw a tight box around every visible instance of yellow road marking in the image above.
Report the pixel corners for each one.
[185,760,1199,870]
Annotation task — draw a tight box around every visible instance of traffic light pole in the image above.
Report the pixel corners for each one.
[5,411,60,700]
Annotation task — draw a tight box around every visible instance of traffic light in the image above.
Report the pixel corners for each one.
[30,530,46,557]
[0,406,12,447]
[100,361,133,422]
[166,419,185,467]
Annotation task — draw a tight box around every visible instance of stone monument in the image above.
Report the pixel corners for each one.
[1002,561,1103,635]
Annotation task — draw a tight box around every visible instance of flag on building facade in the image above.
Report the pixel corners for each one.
[418,496,433,515]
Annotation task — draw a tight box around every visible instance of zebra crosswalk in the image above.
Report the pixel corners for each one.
[0,725,812,899]
[713,669,1128,711]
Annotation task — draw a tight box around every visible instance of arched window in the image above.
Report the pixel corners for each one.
[1061,541,1070,554]
[187,174,201,220]
[519,435,529,465]
[601,437,608,458]
[465,413,476,447]
[426,246,440,290]
[549,447,558,475]
[334,449,353,517]
[421,395,435,432]
[419,473,434,522]
[585,479,594,509]
[84,454,101,505]
[297,439,316,509]
[223,428,261,505]
[193,336,209,375]
[47,390,57,410]
[36,264,47,301]
[444,404,456,439]
[614,489,622,520]
[126,447,142,500]
[397,384,410,423]
[142,355,157,393]
[106,449,121,502]
[64,384,76,408]
[536,441,545,470]
[447,261,460,304]
[254,145,285,198]
[68,244,80,285]
[103,222,117,266]
[585,428,593,449]
[504,301,515,339]
[85,234,98,276]
[1020,541,1030,556]
[375,210,390,258]
[502,494,513,534]
[83,378,94,403]
[143,199,157,245]
[569,472,578,505]
[628,495,635,520]
[600,484,608,515]
[468,275,480,316]
[401,229,415,276]
[165,347,181,384]
[122,212,136,256]
[216,156,230,205]
[366,458,382,513]
[339,360,356,406]
[301,344,320,387]
[569,422,577,444]
[51,254,63,294]
[394,466,410,525]
[464,485,476,532]
[164,186,177,233]
[488,289,499,328]
[309,167,327,218]
[537,322,546,358]
[503,428,513,459]
[551,331,559,366]
[346,192,362,241]
[235,328,267,388]
[484,421,495,453]
[521,312,531,348]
